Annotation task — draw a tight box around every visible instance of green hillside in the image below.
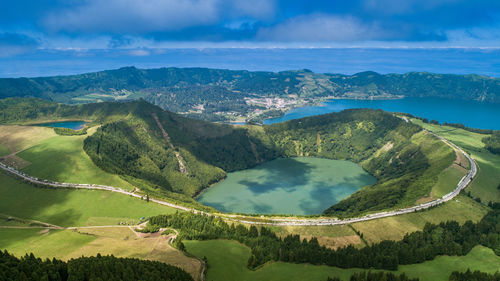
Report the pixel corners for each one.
[0,98,455,217]
[1,67,499,122]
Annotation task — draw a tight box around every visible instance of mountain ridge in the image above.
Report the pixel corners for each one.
[1,66,499,123]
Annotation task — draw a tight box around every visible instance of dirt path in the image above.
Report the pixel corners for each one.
[152,113,187,174]
[0,213,63,229]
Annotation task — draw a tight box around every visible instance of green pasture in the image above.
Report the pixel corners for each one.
[352,195,489,243]
[184,240,500,281]
[0,171,177,227]
[413,119,500,203]
[17,133,135,190]
[0,228,95,259]
[430,165,466,198]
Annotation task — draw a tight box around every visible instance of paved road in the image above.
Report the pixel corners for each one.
[0,129,476,226]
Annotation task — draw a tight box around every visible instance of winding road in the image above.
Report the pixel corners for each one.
[0,129,477,226]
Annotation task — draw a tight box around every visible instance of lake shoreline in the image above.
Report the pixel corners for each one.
[263,97,500,130]
[196,157,376,215]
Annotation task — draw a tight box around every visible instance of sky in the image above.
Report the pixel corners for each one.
[1,0,500,53]
[1,1,500,77]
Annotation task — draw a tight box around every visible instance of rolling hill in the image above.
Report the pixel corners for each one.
[1,67,499,122]
[0,98,455,217]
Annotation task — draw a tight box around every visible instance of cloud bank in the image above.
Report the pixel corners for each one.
[0,0,499,51]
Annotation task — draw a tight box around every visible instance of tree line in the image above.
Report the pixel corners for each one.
[326,270,500,281]
[482,132,500,156]
[0,251,193,281]
[449,270,500,281]
[327,272,418,281]
[148,203,500,271]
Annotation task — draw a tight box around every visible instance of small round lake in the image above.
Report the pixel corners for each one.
[197,157,376,215]
[36,121,87,130]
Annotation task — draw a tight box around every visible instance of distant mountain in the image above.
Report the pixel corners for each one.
[0,67,498,122]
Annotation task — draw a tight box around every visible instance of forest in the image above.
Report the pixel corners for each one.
[449,270,500,281]
[0,251,193,281]
[327,272,419,281]
[327,271,500,281]
[148,202,500,271]
[483,132,500,156]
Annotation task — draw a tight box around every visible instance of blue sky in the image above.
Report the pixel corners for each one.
[1,0,500,55]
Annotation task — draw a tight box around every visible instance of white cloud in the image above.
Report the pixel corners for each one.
[257,14,390,42]
[42,0,275,34]
[127,49,150,56]
[362,0,459,15]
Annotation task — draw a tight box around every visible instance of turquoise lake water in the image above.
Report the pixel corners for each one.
[264,97,500,130]
[37,121,87,130]
[197,157,376,215]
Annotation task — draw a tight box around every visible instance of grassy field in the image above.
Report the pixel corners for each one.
[397,246,500,281]
[272,225,363,249]
[0,125,56,154]
[269,194,488,247]
[0,228,96,258]
[0,143,9,157]
[412,119,500,203]
[0,171,177,227]
[352,195,488,243]
[184,239,500,281]
[15,127,135,190]
[0,227,201,280]
[430,164,467,198]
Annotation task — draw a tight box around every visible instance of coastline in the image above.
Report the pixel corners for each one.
[259,95,404,124]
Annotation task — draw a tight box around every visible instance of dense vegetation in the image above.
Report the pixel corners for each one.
[327,272,419,281]
[441,122,496,135]
[148,203,500,270]
[1,67,499,122]
[483,132,500,156]
[78,105,454,216]
[328,71,500,103]
[0,250,193,281]
[264,109,455,216]
[0,98,455,216]
[327,271,500,281]
[53,127,87,136]
[449,270,500,281]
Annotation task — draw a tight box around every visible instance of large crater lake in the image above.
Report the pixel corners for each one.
[197,157,376,215]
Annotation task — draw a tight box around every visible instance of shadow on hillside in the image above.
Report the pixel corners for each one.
[0,171,83,227]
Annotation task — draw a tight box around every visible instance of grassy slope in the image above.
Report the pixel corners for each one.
[0,227,201,280]
[271,225,362,249]
[0,229,95,258]
[402,131,456,205]
[270,194,488,248]
[0,172,176,227]
[184,239,500,281]
[0,167,199,279]
[0,125,57,153]
[431,165,466,198]
[0,143,9,157]
[413,119,500,203]
[16,126,135,191]
[351,195,488,244]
